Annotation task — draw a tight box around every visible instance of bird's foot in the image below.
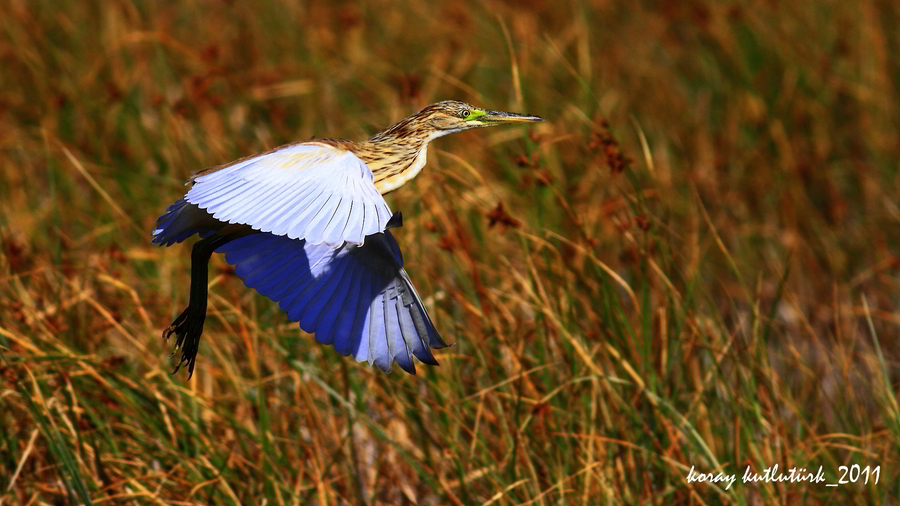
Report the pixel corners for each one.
[162,306,205,379]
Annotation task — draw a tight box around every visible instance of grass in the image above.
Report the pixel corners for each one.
[1,0,899,504]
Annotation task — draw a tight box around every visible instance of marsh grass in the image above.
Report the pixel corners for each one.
[1,1,899,504]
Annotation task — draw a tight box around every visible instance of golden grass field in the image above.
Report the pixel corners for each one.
[1,0,899,504]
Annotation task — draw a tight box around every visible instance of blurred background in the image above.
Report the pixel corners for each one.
[1,0,898,504]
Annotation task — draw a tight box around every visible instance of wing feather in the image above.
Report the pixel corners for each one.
[303,193,337,240]
[214,186,266,223]
[318,260,359,354]
[242,182,297,225]
[399,286,438,365]
[332,266,363,356]
[323,197,353,245]
[306,258,355,345]
[262,182,315,232]
[253,180,304,232]
[290,260,340,325]
[190,177,243,202]
[369,293,390,371]
[395,291,425,368]
[342,201,365,245]
[286,189,329,239]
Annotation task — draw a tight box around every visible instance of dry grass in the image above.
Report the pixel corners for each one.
[1,0,899,504]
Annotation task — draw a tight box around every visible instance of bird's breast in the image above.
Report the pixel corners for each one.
[371,146,428,194]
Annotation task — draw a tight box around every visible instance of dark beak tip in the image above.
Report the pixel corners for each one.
[517,115,545,124]
[485,111,546,124]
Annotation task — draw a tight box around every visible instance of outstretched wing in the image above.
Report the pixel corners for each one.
[185,142,393,246]
[215,223,448,374]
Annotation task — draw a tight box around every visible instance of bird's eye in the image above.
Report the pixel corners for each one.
[462,110,470,118]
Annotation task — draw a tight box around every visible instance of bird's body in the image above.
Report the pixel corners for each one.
[154,100,542,377]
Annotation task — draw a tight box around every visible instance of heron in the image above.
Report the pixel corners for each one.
[153,100,543,377]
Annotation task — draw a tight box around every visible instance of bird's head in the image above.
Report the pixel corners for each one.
[372,100,544,142]
[418,100,544,137]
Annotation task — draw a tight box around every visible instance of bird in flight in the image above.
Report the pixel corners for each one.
[153,100,543,378]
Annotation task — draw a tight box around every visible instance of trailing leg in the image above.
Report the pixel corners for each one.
[163,230,252,378]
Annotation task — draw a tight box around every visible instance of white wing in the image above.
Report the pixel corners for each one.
[185,142,393,246]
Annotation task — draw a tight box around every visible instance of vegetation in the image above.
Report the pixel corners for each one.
[1,0,898,504]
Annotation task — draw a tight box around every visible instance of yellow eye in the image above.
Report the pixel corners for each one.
[462,110,470,118]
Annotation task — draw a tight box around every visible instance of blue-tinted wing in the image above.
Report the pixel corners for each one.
[215,229,447,374]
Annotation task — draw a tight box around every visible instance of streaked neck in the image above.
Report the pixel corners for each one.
[353,122,440,194]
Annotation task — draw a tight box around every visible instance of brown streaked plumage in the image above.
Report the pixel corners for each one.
[192,100,543,193]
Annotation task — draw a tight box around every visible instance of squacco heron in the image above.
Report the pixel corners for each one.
[153,100,543,377]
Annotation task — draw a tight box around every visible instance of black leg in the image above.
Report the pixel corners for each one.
[163,230,253,378]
